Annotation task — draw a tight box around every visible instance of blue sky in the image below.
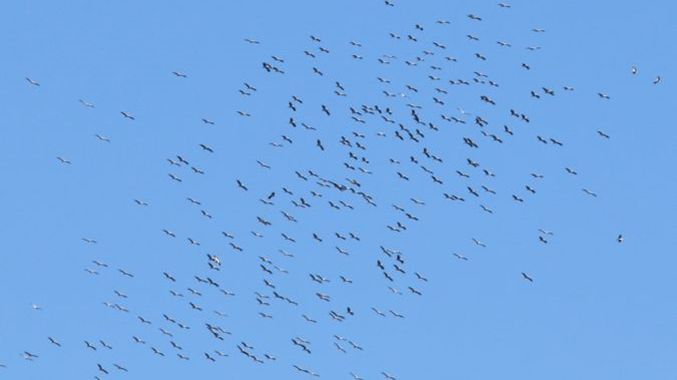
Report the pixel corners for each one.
[1,0,676,379]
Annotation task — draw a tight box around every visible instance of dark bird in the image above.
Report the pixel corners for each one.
[97,364,109,374]
[597,130,610,139]
[48,337,61,347]
[199,143,214,153]
[25,77,40,86]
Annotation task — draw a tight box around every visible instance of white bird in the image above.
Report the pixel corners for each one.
[79,99,95,108]
[472,238,486,247]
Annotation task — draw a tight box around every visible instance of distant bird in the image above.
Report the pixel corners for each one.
[472,238,486,248]
[521,272,534,282]
[172,71,187,78]
[97,364,108,374]
[653,76,662,85]
[48,337,61,347]
[56,157,72,165]
[617,234,624,243]
[25,77,40,86]
[134,199,148,206]
[453,253,468,261]
[120,111,135,120]
[118,269,134,277]
[79,99,95,108]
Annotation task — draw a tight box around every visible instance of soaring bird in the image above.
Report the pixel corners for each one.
[48,337,61,347]
[199,143,214,153]
[521,272,534,282]
[453,253,468,261]
[120,111,135,120]
[79,99,95,108]
[25,77,40,86]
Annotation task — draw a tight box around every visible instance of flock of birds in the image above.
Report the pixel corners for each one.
[8,1,661,378]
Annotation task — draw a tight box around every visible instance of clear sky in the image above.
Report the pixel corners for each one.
[1,0,676,379]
